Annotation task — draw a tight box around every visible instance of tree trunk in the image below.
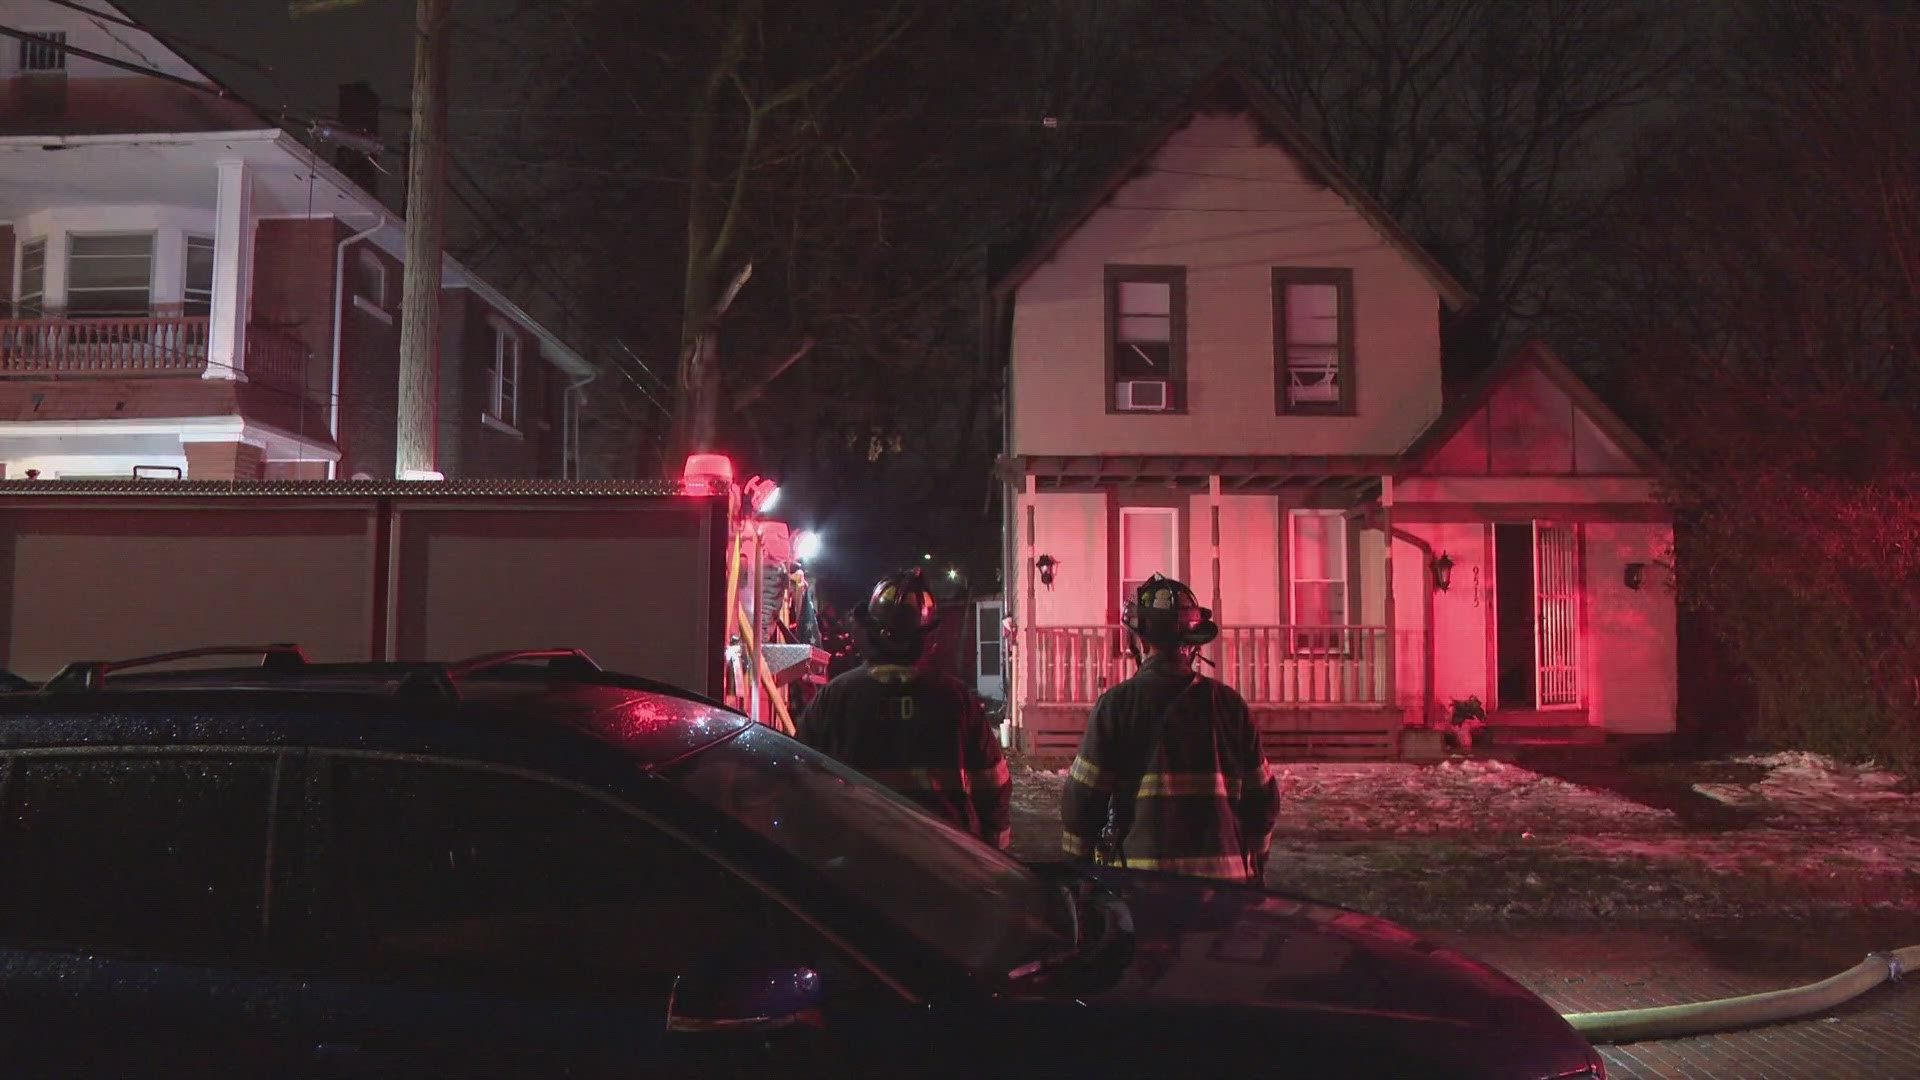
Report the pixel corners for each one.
[396,0,449,477]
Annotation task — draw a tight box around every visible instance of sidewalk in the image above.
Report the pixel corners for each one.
[1434,923,1920,1079]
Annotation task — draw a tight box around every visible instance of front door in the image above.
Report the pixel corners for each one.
[1493,522,1582,711]
[975,600,1004,701]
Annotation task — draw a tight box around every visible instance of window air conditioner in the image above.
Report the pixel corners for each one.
[1118,380,1170,411]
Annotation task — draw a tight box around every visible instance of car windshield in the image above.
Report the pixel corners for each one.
[666,726,1072,977]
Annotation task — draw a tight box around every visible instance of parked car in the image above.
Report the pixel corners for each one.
[0,646,1604,1079]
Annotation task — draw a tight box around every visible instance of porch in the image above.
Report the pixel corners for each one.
[1017,624,1409,763]
[0,316,311,392]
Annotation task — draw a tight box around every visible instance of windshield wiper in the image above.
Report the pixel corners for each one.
[1005,886,1132,987]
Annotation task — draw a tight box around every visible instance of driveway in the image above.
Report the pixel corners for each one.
[1443,921,1920,1079]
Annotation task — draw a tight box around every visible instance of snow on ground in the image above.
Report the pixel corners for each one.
[1271,759,1675,836]
[1693,751,1920,826]
[1007,751,1920,927]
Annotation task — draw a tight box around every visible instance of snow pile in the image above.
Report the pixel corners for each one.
[1274,759,1675,836]
[1693,751,1919,826]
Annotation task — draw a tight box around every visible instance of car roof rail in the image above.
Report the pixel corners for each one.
[445,648,603,681]
[44,644,309,692]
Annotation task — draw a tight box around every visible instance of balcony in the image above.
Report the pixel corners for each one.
[0,316,311,392]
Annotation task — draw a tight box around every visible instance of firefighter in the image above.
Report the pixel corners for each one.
[1061,573,1281,883]
[797,568,1013,849]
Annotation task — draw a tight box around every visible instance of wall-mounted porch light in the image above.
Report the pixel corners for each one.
[1035,553,1058,590]
[1430,552,1455,593]
[1624,562,1647,591]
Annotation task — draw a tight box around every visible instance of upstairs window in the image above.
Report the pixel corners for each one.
[18,32,66,74]
[353,249,386,306]
[67,233,154,317]
[183,235,214,318]
[1274,268,1355,415]
[1106,265,1185,413]
[490,322,520,429]
[16,239,45,318]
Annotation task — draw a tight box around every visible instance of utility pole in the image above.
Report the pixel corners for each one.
[292,0,447,478]
[395,0,449,478]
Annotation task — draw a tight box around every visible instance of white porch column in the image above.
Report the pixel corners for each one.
[206,158,253,380]
[1207,473,1222,670]
[1018,472,1038,750]
[1381,475,1397,705]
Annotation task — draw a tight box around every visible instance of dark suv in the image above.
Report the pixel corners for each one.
[0,646,1602,1079]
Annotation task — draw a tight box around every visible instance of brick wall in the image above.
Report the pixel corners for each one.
[250,218,337,407]
[184,441,263,480]
[334,239,403,478]
[449,290,562,479]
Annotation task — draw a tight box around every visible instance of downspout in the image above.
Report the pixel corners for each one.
[1358,506,1436,727]
[330,219,385,479]
[563,365,598,479]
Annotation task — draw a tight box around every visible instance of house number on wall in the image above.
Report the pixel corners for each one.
[1473,566,1481,607]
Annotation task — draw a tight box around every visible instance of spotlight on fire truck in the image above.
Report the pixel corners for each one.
[743,476,780,514]
[794,530,823,563]
[681,453,735,497]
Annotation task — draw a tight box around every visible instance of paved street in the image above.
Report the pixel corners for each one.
[1436,922,1920,1079]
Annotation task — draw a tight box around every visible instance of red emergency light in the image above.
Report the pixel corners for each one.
[682,453,735,497]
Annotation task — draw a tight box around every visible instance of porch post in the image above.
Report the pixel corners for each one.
[1380,474,1397,705]
[1020,472,1038,750]
[1207,472,1222,669]
[206,158,253,381]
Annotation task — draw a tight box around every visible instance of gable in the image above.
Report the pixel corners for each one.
[991,67,1471,310]
[0,1,265,135]
[1409,343,1655,477]
[0,2,210,83]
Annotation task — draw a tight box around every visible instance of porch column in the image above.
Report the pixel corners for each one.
[206,158,253,381]
[1019,473,1038,751]
[1380,475,1397,704]
[1207,473,1222,670]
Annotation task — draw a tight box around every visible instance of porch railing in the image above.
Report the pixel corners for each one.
[1026,624,1393,706]
[0,316,211,375]
[242,325,309,393]
[0,317,311,392]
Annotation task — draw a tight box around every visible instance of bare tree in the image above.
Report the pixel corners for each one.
[1214,0,1685,358]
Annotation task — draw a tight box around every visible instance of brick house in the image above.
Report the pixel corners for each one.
[995,70,1676,761]
[0,0,595,481]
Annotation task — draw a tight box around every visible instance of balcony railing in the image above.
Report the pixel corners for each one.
[1025,624,1394,706]
[0,316,312,393]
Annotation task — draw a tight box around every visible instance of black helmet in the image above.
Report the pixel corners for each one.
[1123,573,1219,650]
[854,569,940,660]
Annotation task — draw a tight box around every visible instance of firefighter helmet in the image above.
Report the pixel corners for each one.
[854,568,941,659]
[1122,573,1219,649]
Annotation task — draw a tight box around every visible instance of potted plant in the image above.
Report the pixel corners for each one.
[1441,696,1490,750]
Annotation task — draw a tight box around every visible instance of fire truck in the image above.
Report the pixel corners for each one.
[0,454,827,731]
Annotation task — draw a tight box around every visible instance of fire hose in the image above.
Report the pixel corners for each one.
[1562,944,1919,1044]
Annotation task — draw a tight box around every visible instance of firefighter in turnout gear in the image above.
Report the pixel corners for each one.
[797,569,1013,848]
[1061,574,1281,882]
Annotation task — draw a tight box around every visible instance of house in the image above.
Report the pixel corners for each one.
[0,0,595,481]
[994,70,1675,762]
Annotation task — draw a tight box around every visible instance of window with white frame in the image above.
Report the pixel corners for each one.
[66,233,154,317]
[490,323,521,428]
[354,249,386,306]
[1119,506,1180,614]
[183,236,214,318]
[1288,509,1348,651]
[16,239,45,318]
[18,32,65,73]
